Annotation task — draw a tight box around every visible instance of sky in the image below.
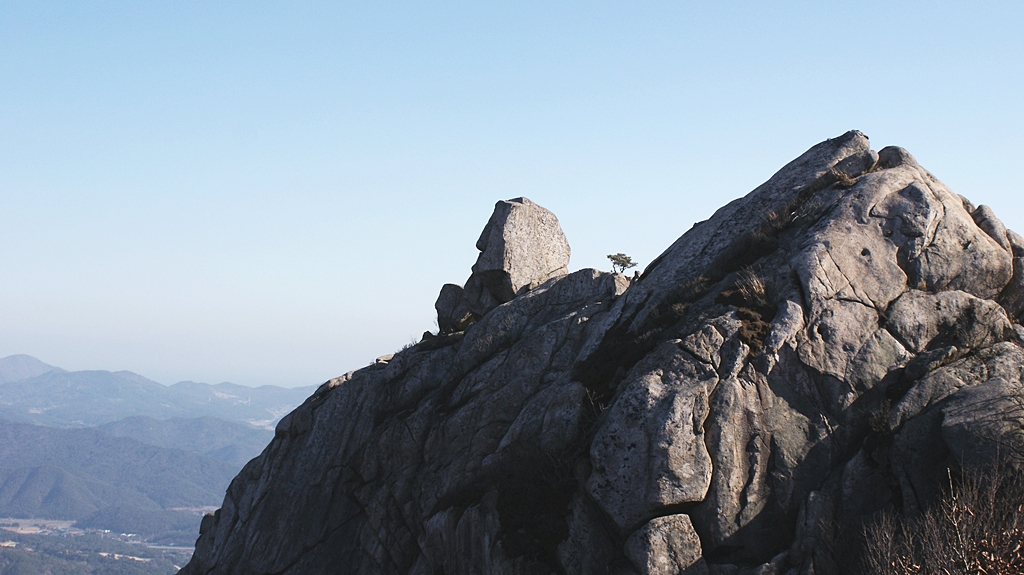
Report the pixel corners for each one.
[1,2,1022,388]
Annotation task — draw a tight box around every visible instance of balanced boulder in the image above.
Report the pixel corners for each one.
[464,197,571,316]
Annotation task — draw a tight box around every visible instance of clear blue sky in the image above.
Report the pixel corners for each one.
[1,2,1022,387]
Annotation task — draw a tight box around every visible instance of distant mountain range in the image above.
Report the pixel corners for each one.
[0,354,320,544]
[0,419,238,545]
[0,355,315,429]
[99,416,274,468]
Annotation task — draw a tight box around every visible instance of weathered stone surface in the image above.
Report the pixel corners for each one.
[838,449,895,531]
[997,260,1024,322]
[624,514,708,575]
[464,197,571,316]
[181,132,1024,575]
[434,283,476,333]
[184,268,625,575]
[972,204,1012,251]
[845,328,909,394]
[997,229,1024,322]
[692,361,770,554]
[588,341,718,530]
[889,367,968,430]
[911,192,1013,299]
[885,289,1012,353]
[600,131,874,342]
[557,492,622,575]
[797,299,879,381]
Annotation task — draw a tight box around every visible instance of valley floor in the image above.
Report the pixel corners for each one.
[0,520,192,575]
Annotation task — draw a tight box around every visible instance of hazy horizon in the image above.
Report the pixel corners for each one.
[2,2,1022,388]
[0,353,318,389]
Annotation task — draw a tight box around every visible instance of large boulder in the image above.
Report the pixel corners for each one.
[434,198,571,333]
[464,197,571,315]
[181,131,1024,575]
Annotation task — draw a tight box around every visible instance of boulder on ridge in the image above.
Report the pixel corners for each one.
[464,197,571,316]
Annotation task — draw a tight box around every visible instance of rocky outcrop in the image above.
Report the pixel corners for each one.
[434,197,571,334]
[434,283,475,334]
[464,197,571,316]
[180,131,1024,575]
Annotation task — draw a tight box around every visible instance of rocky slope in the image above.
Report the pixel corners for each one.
[181,131,1024,575]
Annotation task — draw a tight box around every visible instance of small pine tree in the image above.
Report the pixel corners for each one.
[607,253,637,274]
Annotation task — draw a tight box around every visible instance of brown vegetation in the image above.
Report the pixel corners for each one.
[715,268,775,350]
[858,461,1024,574]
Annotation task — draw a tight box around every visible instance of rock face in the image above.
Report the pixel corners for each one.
[180,131,1024,575]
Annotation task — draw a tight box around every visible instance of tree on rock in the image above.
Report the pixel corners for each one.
[607,253,637,274]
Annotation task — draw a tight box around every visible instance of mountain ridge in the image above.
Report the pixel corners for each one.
[0,419,236,522]
[177,132,1024,574]
[0,358,314,429]
[98,416,274,467]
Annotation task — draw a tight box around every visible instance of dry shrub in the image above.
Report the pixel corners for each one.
[715,268,776,351]
[830,168,858,189]
[859,460,1024,574]
[733,268,769,311]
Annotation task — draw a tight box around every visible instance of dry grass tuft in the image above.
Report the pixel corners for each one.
[859,460,1024,574]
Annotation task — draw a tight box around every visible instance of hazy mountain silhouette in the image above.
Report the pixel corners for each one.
[0,354,59,384]
[0,356,314,428]
[0,355,314,544]
[98,416,274,467]
[0,420,235,520]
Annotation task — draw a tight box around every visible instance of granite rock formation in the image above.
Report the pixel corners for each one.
[180,131,1024,575]
[436,198,571,333]
[434,283,475,334]
[464,197,572,317]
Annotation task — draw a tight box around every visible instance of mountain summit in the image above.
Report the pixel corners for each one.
[181,131,1024,575]
[0,354,58,384]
